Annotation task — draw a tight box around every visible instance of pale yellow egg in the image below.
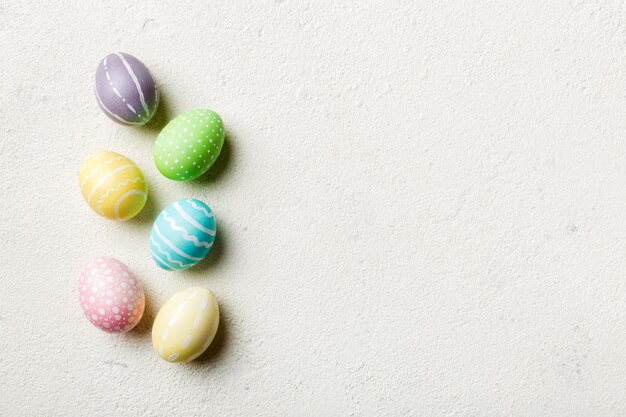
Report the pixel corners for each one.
[79,151,148,221]
[152,287,220,363]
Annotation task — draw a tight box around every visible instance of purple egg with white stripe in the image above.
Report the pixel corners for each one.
[95,52,159,126]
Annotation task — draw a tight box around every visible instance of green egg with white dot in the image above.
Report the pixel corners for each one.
[154,109,225,181]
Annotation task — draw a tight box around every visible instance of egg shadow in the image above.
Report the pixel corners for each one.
[127,281,157,336]
[186,302,230,367]
[129,181,161,226]
[190,131,235,185]
[183,222,227,275]
[142,88,173,134]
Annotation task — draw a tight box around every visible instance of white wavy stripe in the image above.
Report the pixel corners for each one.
[115,52,149,117]
[173,202,216,236]
[187,200,214,218]
[94,85,143,125]
[162,211,212,248]
[149,247,176,271]
[94,176,144,211]
[79,152,104,175]
[114,189,147,219]
[80,156,126,187]
[153,224,203,261]
[80,154,122,179]
[87,165,136,204]
[150,236,190,269]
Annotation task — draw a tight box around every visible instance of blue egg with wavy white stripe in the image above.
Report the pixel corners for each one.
[149,199,216,271]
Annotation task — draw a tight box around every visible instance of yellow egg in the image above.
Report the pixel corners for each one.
[79,151,148,221]
[152,287,220,363]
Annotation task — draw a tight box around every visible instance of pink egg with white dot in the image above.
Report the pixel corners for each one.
[78,256,145,333]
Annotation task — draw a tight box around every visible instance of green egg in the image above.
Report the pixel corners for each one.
[154,109,225,181]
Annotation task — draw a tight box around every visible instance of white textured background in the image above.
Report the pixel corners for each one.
[1,1,625,415]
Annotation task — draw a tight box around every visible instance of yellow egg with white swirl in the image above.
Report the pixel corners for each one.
[79,151,148,221]
[152,287,220,363]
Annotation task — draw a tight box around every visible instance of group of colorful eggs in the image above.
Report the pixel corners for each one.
[78,52,224,363]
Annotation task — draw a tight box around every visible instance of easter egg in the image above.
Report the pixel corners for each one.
[152,287,220,362]
[79,151,148,221]
[149,198,216,271]
[154,109,225,181]
[78,257,145,333]
[95,52,159,126]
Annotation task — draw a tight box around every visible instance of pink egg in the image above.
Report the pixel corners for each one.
[78,256,145,333]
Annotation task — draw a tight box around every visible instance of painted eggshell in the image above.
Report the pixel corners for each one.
[152,287,219,363]
[78,257,145,333]
[149,198,216,271]
[154,109,225,181]
[79,151,148,221]
[95,52,159,126]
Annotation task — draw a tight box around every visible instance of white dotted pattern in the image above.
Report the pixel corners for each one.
[155,109,224,181]
[78,257,145,333]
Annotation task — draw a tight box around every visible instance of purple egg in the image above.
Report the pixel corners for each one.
[95,52,159,126]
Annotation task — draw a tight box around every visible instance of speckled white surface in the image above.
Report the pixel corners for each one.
[1,1,626,415]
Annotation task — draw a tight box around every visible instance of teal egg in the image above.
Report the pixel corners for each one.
[149,198,216,271]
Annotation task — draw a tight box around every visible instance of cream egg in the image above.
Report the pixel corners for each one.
[152,287,220,363]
